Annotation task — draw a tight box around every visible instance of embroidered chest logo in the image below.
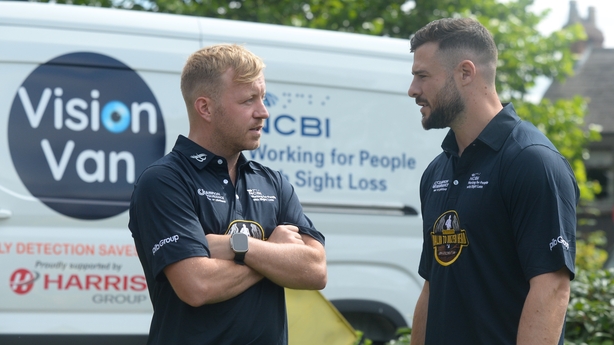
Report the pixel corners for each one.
[466,172,489,189]
[432,179,449,192]
[191,153,207,162]
[247,189,277,202]
[431,210,469,266]
[197,189,226,203]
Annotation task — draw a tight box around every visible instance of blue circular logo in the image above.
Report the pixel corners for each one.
[101,101,131,133]
[8,52,166,220]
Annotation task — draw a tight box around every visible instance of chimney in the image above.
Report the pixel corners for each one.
[567,0,580,25]
[588,6,596,25]
[567,1,605,54]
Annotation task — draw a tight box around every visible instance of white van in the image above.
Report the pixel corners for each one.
[0,2,445,343]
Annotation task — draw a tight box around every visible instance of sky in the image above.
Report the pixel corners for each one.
[526,0,614,101]
[530,0,614,47]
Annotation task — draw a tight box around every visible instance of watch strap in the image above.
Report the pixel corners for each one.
[234,252,246,265]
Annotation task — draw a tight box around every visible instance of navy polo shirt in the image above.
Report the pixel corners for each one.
[418,104,578,344]
[129,135,324,345]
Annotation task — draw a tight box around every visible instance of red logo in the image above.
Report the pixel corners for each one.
[10,269,39,295]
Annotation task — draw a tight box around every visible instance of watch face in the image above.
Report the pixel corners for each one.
[232,233,249,252]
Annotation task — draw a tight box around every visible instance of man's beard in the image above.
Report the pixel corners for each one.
[421,77,465,130]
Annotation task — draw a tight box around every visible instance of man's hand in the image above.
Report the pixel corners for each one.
[267,224,304,244]
[245,224,326,290]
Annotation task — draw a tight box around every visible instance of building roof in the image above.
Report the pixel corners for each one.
[543,48,614,132]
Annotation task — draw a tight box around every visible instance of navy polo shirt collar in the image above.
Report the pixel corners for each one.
[172,135,256,171]
[173,135,214,169]
[441,103,520,156]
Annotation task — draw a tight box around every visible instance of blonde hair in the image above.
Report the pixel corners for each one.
[180,44,265,107]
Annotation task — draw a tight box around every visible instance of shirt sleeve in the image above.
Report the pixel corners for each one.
[503,144,578,281]
[275,171,325,246]
[129,164,210,281]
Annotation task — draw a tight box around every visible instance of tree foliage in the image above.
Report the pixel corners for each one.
[41,0,601,199]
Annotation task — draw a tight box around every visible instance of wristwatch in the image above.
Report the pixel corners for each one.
[230,232,249,265]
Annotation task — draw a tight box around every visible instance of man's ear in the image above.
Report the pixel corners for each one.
[194,96,214,122]
[458,60,476,86]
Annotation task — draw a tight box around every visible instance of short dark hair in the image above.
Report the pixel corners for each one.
[410,18,498,82]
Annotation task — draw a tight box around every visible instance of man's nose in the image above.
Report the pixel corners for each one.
[408,79,420,99]
[255,99,269,119]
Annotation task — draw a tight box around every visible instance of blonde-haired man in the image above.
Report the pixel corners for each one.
[129,44,327,345]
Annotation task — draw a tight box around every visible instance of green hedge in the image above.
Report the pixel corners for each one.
[565,268,614,345]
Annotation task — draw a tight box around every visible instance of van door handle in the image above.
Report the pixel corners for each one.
[0,209,12,219]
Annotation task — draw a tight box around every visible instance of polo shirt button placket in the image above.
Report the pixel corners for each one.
[217,159,229,185]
